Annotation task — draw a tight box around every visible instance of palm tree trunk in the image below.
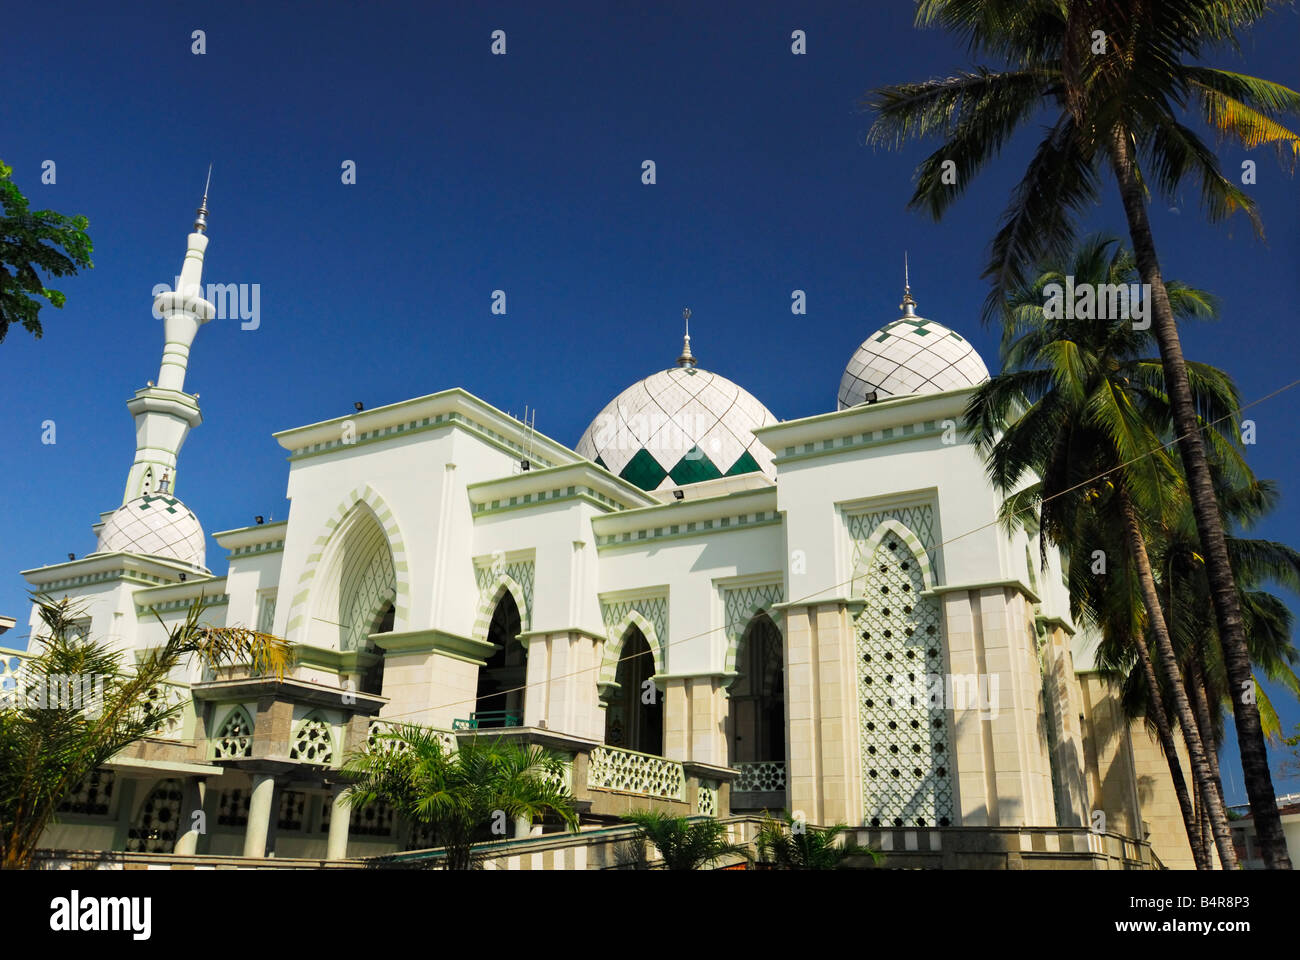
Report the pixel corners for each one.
[1109,125,1290,869]
[1116,485,1237,868]
[1187,652,1229,820]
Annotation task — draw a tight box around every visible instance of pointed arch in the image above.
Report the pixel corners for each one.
[850,517,936,598]
[126,778,183,853]
[722,582,785,677]
[471,572,530,644]
[212,705,254,760]
[598,610,664,694]
[284,483,409,648]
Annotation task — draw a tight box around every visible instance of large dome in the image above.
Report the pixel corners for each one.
[576,336,778,491]
[838,292,989,409]
[96,493,207,569]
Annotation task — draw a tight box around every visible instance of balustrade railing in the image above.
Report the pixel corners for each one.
[366,718,457,755]
[732,760,786,793]
[587,745,685,801]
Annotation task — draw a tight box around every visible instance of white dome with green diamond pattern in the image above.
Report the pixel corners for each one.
[576,331,778,491]
[95,493,207,569]
[838,290,989,410]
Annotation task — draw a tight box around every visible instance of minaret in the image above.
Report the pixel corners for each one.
[120,173,217,503]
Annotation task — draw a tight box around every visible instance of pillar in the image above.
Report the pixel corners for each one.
[327,787,352,860]
[172,777,207,855]
[243,773,276,858]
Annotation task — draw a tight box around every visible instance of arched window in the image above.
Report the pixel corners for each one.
[604,626,662,755]
[212,705,254,759]
[126,779,183,853]
[473,593,526,726]
[729,613,785,764]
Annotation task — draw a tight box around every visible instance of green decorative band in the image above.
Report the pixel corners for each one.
[773,420,958,466]
[596,512,780,550]
[292,644,381,673]
[287,411,556,469]
[1035,614,1075,636]
[472,484,620,516]
[230,540,286,557]
[38,569,171,592]
[371,629,496,664]
[136,594,229,615]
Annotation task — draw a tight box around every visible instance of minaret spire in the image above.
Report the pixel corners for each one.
[676,307,697,368]
[193,164,212,234]
[900,251,918,317]
[119,174,217,503]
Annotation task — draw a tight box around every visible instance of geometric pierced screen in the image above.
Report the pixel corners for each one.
[126,778,183,853]
[854,530,954,828]
[290,714,335,765]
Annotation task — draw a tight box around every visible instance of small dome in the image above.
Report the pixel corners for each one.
[577,353,778,491]
[96,494,206,568]
[838,294,989,409]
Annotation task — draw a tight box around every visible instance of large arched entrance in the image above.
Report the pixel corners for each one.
[604,626,662,754]
[473,593,526,727]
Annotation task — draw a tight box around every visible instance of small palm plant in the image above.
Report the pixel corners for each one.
[622,811,754,870]
[343,728,578,870]
[0,594,291,869]
[755,812,881,870]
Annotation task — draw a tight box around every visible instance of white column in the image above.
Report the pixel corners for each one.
[327,788,352,860]
[172,777,207,855]
[242,774,276,858]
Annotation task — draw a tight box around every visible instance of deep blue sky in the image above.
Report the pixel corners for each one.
[3,1,1298,799]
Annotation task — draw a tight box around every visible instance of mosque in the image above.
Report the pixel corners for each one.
[5,192,1196,868]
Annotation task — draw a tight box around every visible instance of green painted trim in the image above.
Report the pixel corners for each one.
[285,410,558,470]
[472,491,620,517]
[922,579,1042,604]
[292,644,382,673]
[1036,614,1076,636]
[596,516,782,551]
[515,627,607,644]
[371,628,496,662]
[772,423,956,467]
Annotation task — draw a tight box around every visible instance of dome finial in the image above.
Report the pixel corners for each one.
[900,251,917,317]
[193,164,212,234]
[677,307,696,368]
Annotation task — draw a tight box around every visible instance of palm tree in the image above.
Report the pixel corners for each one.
[866,0,1300,868]
[965,235,1242,867]
[1149,478,1300,827]
[622,811,754,870]
[755,812,881,869]
[343,727,578,870]
[0,594,291,869]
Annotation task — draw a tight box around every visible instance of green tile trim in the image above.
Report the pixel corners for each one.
[774,420,953,466]
[595,513,781,550]
[286,411,557,469]
[136,594,230,615]
[229,540,286,558]
[471,486,620,517]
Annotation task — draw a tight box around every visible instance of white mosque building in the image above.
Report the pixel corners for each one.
[4,194,1195,869]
